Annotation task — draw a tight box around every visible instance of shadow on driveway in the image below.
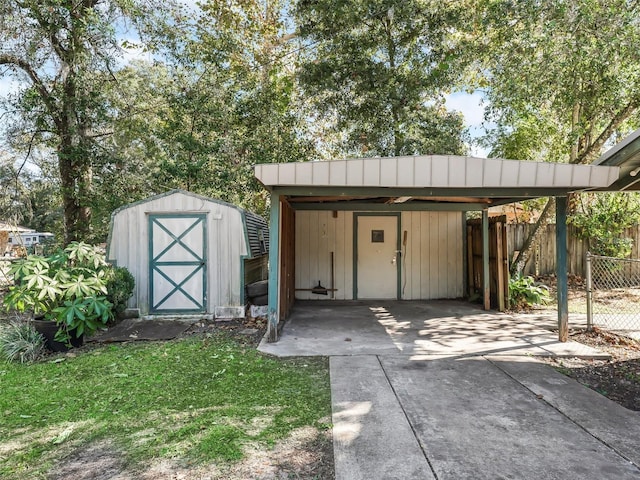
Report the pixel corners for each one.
[258,300,606,359]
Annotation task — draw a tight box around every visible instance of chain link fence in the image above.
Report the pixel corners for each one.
[586,253,640,332]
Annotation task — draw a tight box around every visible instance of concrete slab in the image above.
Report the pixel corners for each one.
[90,318,192,342]
[379,355,640,480]
[489,356,640,467]
[330,355,434,480]
[259,301,607,359]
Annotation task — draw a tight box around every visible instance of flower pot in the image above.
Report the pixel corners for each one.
[32,319,84,352]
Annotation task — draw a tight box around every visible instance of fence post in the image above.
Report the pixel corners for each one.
[555,197,569,342]
[585,251,593,332]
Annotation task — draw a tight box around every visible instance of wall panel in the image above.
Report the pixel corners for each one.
[295,210,463,300]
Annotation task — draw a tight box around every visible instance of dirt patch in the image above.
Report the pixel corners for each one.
[50,440,130,480]
[541,328,640,411]
[51,427,333,480]
[182,316,268,347]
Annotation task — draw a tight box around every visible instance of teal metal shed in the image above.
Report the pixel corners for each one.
[107,190,268,318]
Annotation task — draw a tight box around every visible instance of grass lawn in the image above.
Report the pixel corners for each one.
[0,334,331,479]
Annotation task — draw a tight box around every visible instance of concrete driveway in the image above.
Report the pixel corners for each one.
[259,301,640,479]
[258,300,607,358]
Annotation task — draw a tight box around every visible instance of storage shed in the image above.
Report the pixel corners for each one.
[107,190,269,318]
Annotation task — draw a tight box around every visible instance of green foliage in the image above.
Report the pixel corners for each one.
[90,1,316,224]
[104,266,135,317]
[295,0,470,157]
[509,276,551,309]
[0,336,331,478]
[0,0,172,242]
[476,0,640,164]
[570,193,640,258]
[2,242,128,345]
[0,322,45,364]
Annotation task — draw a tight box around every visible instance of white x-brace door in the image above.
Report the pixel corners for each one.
[149,214,207,314]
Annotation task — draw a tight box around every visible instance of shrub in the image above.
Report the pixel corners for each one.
[0,321,45,363]
[104,266,135,318]
[509,275,551,309]
[3,242,123,345]
[570,192,640,258]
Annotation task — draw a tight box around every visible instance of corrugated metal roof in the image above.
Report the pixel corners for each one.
[107,189,269,260]
[244,210,269,258]
[592,128,640,191]
[255,155,619,190]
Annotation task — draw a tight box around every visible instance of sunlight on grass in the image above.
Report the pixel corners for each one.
[0,335,331,479]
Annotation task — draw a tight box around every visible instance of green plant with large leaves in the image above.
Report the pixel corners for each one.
[508,276,551,310]
[3,242,132,345]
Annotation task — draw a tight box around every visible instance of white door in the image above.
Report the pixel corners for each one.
[356,215,399,299]
[149,214,207,313]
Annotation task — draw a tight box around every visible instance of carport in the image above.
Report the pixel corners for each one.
[254,155,621,342]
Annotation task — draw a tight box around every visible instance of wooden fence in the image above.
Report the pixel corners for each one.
[506,224,640,277]
[467,216,509,311]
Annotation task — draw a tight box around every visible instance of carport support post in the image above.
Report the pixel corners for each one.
[267,192,280,342]
[482,208,490,310]
[556,196,568,342]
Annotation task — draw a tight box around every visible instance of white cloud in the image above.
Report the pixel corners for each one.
[445,91,486,127]
[445,91,494,158]
[0,78,24,97]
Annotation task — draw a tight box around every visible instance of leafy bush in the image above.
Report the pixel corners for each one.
[104,266,135,318]
[509,275,551,309]
[570,192,640,258]
[2,242,133,345]
[0,322,45,363]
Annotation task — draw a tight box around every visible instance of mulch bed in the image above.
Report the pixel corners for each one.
[543,328,640,411]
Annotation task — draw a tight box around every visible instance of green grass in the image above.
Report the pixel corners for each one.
[0,334,331,478]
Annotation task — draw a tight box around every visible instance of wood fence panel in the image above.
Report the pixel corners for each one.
[502,223,640,278]
[467,216,508,311]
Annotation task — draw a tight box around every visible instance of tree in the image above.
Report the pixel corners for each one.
[120,0,316,217]
[474,0,640,274]
[570,193,640,258]
[0,149,63,242]
[0,0,167,243]
[295,0,470,157]
[0,152,30,226]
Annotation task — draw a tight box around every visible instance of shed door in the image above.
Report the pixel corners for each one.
[149,214,207,314]
[356,215,399,299]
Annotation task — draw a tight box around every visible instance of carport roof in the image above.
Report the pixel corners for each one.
[255,155,619,210]
[592,128,640,191]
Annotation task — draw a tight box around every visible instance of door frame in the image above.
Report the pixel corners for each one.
[352,212,401,300]
[148,213,208,314]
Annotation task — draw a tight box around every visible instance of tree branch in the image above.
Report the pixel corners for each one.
[0,54,62,130]
[575,100,640,164]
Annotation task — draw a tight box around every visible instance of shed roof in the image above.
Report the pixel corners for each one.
[108,189,269,258]
[255,155,619,210]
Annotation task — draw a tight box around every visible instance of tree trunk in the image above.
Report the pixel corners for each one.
[58,139,92,244]
[510,197,555,277]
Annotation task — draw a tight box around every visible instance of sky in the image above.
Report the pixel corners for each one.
[445,91,490,157]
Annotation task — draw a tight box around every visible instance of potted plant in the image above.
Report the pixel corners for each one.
[3,242,116,351]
